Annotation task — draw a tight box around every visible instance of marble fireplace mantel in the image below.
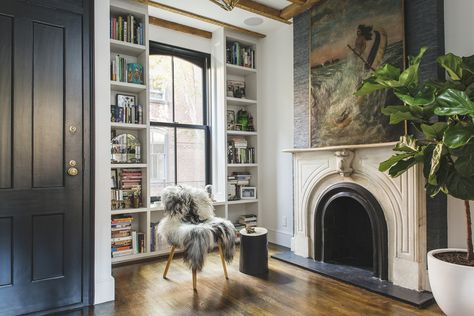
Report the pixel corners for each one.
[284,142,429,291]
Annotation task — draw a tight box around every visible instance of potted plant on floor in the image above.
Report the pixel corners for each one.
[355,47,474,316]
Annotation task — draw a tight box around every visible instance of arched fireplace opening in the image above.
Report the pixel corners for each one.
[314,183,388,280]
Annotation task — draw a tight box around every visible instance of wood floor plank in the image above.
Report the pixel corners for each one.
[72,245,443,316]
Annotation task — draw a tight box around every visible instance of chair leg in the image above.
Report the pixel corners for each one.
[163,246,176,279]
[217,242,229,280]
[192,268,197,290]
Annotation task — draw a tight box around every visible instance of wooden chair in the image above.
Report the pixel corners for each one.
[163,242,229,290]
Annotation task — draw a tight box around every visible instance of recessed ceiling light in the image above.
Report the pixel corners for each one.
[244,17,264,26]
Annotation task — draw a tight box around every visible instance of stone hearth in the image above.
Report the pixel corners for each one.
[284,143,429,291]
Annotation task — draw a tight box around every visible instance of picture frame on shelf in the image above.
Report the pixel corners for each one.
[117,94,136,108]
[240,187,256,200]
[227,80,245,98]
[227,110,236,130]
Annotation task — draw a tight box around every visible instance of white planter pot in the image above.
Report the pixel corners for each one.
[427,249,474,316]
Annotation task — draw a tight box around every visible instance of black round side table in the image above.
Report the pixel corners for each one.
[239,227,268,276]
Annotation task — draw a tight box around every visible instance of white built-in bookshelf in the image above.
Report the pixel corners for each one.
[213,31,261,238]
[108,2,260,264]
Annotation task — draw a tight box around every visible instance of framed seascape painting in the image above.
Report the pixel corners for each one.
[310,0,405,147]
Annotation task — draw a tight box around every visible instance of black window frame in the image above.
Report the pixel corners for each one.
[149,42,212,202]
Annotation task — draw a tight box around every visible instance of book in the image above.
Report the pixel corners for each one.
[110,14,144,45]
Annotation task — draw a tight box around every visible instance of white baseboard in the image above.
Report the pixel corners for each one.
[94,276,115,305]
[267,229,292,248]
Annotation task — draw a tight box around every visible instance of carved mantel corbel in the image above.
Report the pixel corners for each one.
[334,149,354,177]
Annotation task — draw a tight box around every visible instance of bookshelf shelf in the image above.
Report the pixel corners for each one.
[227,130,257,136]
[226,97,257,106]
[111,122,147,130]
[111,163,147,169]
[110,39,146,56]
[228,199,259,205]
[111,248,176,264]
[226,63,257,76]
[110,81,147,93]
[227,163,258,168]
[111,207,148,215]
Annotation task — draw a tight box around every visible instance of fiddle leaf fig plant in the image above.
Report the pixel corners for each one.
[355,47,474,262]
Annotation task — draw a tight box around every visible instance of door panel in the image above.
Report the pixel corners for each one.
[0,0,90,314]
[0,14,13,189]
[32,214,64,281]
[33,22,65,188]
[0,217,13,286]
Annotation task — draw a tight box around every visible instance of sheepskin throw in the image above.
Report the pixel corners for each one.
[157,185,236,271]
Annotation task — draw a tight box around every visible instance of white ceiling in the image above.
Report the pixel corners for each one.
[148,0,293,36]
[254,0,290,10]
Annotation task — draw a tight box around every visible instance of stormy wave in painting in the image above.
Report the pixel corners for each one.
[310,0,405,147]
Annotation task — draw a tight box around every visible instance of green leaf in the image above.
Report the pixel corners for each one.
[374,63,401,81]
[409,47,428,66]
[444,123,474,148]
[455,154,474,177]
[388,158,417,177]
[452,142,474,176]
[426,183,442,197]
[355,80,386,96]
[394,135,419,153]
[461,55,474,76]
[437,53,463,81]
[379,152,414,172]
[399,48,428,86]
[446,172,474,200]
[394,85,436,106]
[435,89,474,116]
[421,122,448,140]
[381,106,422,124]
[428,143,444,185]
[423,144,436,179]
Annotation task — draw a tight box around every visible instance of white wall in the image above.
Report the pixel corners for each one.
[94,0,115,304]
[148,25,212,54]
[444,0,474,248]
[260,24,294,247]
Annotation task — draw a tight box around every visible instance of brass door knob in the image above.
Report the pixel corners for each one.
[67,167,79,176]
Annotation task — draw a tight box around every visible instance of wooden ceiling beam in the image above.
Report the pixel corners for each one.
[235,0,291,24]
[149,16,213,39]
[148,1,266,38]
[280,0,321,20]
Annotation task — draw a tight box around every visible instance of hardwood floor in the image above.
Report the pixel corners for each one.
[71,245,444,316]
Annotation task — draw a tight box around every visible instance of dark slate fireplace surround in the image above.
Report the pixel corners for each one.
[272,0,445,307]
[314,183,388,280]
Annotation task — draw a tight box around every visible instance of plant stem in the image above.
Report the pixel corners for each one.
[465,200,473,261]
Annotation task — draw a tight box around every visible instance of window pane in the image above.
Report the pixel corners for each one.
[174,57,203,125]
[150,126,175,197]
[177,128,206,188]
[150,55,173,123]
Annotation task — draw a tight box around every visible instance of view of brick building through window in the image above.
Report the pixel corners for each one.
[149,54,207,198]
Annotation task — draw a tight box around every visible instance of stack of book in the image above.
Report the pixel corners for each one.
[228,137,255,164]
[132,230,146,254]
[111,169,143,210]
[227,172,252,200]
[228,172,251,186]
[110,15,145,45]
[111,215,133,258]
[239,214,257,228]
[111,54,128,82]
[111,103,143,125]
[226,42,256,69]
